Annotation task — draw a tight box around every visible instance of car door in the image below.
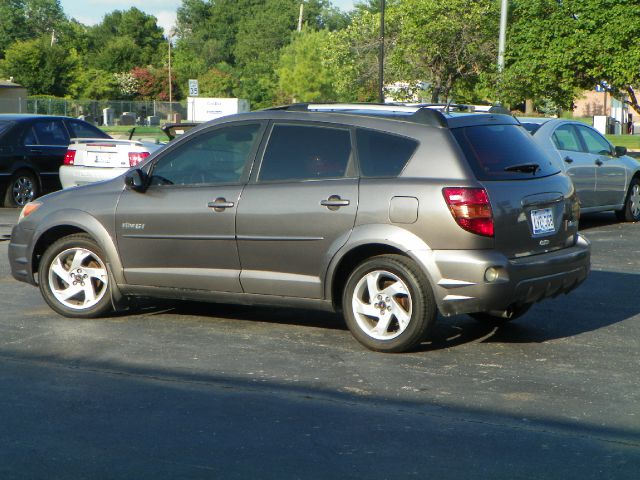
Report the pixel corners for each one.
[236,123,358,299]
[550,123,597,208]
[115,121,265,291]
[574,124,627,208]
[24,118,70,190]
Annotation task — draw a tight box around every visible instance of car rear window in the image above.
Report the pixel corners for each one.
[356,129,418,177]
[451,124,560,180]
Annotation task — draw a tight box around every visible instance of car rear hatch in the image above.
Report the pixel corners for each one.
[450,116,580,259]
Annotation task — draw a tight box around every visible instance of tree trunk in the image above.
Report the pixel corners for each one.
[626,86,640,116]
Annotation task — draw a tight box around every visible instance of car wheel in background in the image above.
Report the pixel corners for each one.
[615,177,640,222]
[342,254,436,353]
[38,234,113,318]
[4,170,38,207]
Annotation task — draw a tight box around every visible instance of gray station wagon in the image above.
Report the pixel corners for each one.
[9,104,591,352]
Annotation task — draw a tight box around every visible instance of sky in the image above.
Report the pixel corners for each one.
[59,0,357,35]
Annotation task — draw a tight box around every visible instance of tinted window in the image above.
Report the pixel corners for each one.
[576,125,612,155]
[521,122,542,134]
[552,124,582,152]
[29,120,69,146]
[67,120,109,139]
[452,124,560,180]
[356,129,417,177]
[150,123,261,186]
[259,125,351,182]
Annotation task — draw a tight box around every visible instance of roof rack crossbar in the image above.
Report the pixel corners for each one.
[262,102,448,127]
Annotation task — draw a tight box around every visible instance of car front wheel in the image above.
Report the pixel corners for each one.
[342,254,436,353]
[38,234,113,318]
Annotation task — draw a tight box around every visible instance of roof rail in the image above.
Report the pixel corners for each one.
[263,103,447,128]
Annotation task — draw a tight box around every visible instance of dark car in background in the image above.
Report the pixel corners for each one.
[522,118,640,221]
[0,114,110,207]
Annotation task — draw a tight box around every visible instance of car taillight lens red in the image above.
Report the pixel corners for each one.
[64,150,76,165]
[442,187,494,237]
[128,151,150,167]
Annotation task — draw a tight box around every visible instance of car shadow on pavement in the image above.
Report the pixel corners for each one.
[578,211,622,231]
[419,268,640,351]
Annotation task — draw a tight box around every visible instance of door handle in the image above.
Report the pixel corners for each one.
[207,198,235,212]
[321,195,350,210]
[564,156,573,164]
[29,149,43,154]
[595,159,603,166]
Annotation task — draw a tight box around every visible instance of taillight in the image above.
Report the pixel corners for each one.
[64,150,76,165]
[442,187,494,237]
[128,151,150,167]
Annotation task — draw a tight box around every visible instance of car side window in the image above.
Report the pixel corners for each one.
[28,120,69,146]
[67,120,108,139]
[258,124,351,182]
[150,123,261,186]
[576,125,612,155]
[552,124,582,152]
[356,129,418,177]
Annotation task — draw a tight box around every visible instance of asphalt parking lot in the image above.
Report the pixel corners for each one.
[0,208,639,479]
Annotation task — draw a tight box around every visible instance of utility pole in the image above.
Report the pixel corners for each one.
[497,0,508,72]
[378,0,385,103]
[298,3,304,32]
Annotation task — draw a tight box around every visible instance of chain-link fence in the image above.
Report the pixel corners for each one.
[0,97,187,125]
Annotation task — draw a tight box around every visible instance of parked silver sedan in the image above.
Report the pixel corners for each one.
[522,118,640,221]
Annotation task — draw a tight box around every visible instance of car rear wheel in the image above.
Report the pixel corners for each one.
[615,177,640,222]
[342,255,436,353]
[4,170,38,207]
[38,234,113,318]
[469,303,532,325]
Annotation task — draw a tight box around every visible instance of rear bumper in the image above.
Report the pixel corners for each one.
[59,165,128,189]
[412,234,591,316]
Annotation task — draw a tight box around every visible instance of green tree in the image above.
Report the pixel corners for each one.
[68,68,119,99]
[0,35,78,95]
[322,10,381,102]
[503,0,640,113]
[88,8,165,72]
[389,0,498,102]
[278,29,337,103]
[0,0,67,58]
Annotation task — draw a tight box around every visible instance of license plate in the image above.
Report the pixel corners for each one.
[531,208,555,235]
[90,152,114,164]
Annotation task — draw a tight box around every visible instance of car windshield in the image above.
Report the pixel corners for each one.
[0,120,13,138]
[452,124,560,180]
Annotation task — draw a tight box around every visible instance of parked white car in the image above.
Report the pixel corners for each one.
[59,124,197,189]
[60,138,163,189]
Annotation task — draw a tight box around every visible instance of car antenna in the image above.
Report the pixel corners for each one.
[128,127,136,141]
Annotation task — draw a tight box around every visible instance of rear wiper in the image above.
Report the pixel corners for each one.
[504,163,540,174]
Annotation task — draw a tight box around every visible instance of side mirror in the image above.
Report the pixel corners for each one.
[615,145,627,157]
[124,169,148,192]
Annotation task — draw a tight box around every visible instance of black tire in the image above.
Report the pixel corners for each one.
[3,170,39,208]
[38,234,113,318]
[469,303,532,325]
[342,254,436,353]
[615,177,640,222]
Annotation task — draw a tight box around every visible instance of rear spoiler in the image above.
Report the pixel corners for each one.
[69,138,146,147]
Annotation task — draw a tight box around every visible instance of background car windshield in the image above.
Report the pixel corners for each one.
[452,124,560,180]
[0,120,12,137]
